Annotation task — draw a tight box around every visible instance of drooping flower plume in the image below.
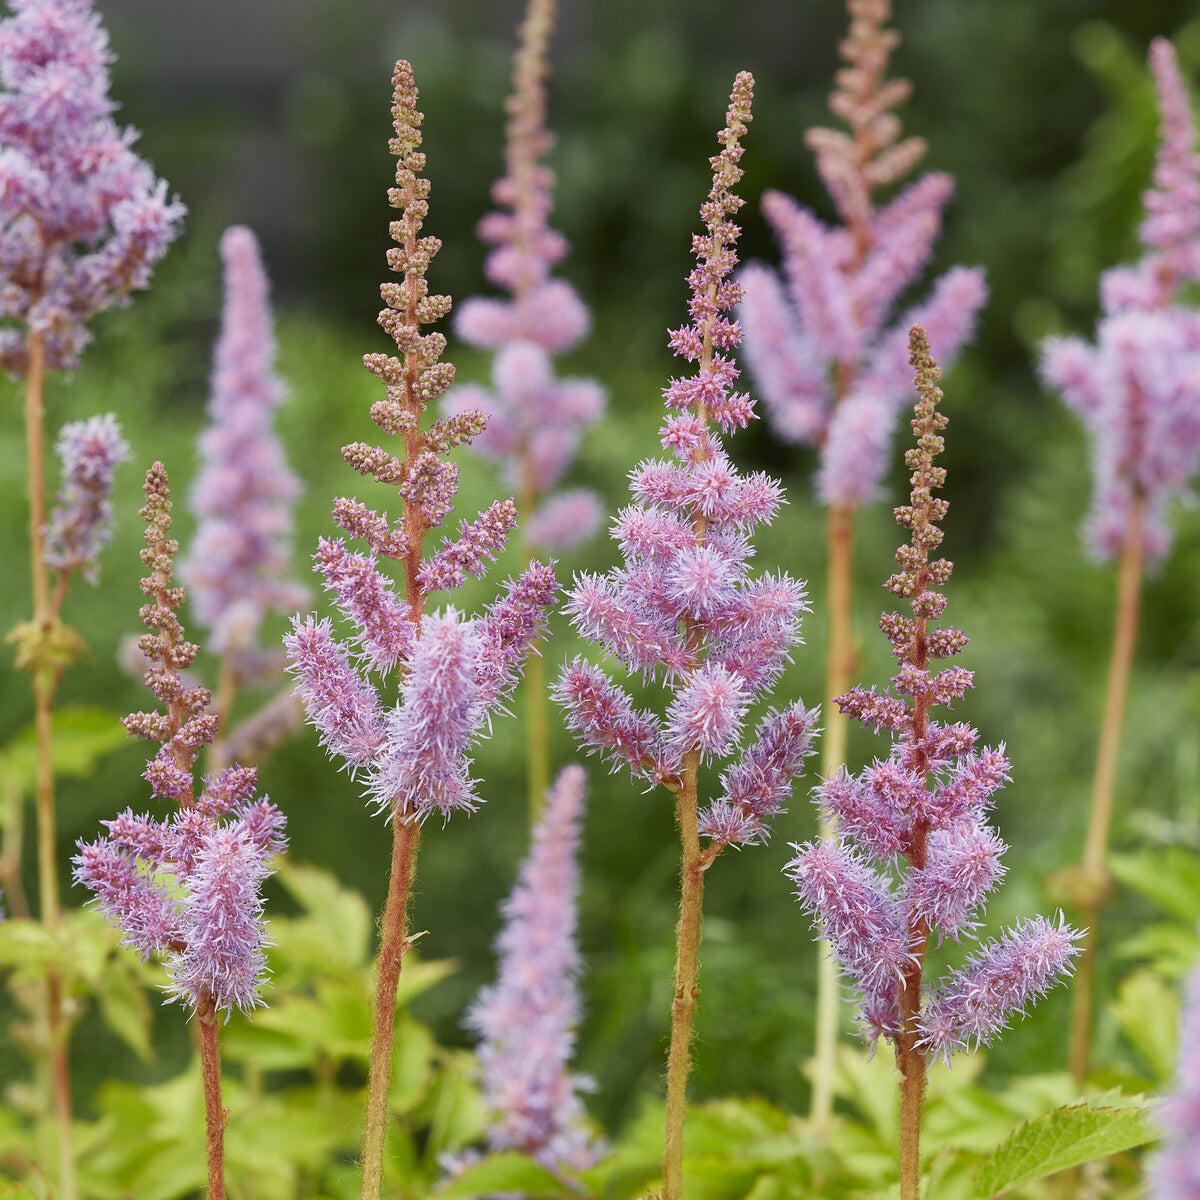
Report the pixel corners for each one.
[73,464,287,1018]
[785,328,1081,1068]
[737,0,986,507]
[466,764,602,1173]
[0,0,185,374]
[443,0,605,553]
[181,226,308,674]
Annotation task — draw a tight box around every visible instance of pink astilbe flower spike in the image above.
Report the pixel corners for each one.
[181,226,308,673]
[785,330,1081,1066]
[0,0,184,375]
[466,764,603,1173]
[1147,956,1200,1200]
[737,0,986,506]
[1040,39,1200,565]
[73,464,287,1018]
[43,410,129,583]
[443,0,605,553]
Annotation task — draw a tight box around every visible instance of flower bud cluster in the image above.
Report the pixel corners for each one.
[556,73,818,848]
[285,61,556,824]
[785,329,1081,1064]
[74,464,287,1018]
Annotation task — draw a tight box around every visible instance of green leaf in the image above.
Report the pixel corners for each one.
[972,1094,1160,1197]
[436,1152,574,1199]
[1110,848,1200,922]
[1110,969,1180,1083]
[96,954,155,1063]
[1116,921,1200,980]
[0,705,128,797]
[275,862,373,970]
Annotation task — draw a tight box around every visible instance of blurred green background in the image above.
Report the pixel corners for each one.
[4,0,1200,1140]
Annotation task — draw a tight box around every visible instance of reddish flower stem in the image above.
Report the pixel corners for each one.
[197,992,226,1200]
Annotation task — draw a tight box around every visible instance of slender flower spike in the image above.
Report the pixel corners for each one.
[1147,957,1200,1199]
[1040,39,1200,564]
[466,764,603,1174]
[784,329,1082,1076]
[181,226,309,673]
[737,0,986,507]
[0,0,185,374]
[443,0,605,553]
[73,464,287,1018]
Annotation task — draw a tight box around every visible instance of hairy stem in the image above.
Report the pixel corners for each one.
[1,779,29,917]
[519,479,549,821]
[360,815,421,1200]
[663,748,706,1200]
[196,994,226,1200]
[1068,492,1145,1081]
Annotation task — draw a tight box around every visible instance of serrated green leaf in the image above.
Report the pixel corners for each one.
[1116,921,1200,979]
[390,1016,436,1115]
[1110,849,1200,922]
[276,862,373,970]
[436,1152,574,1199]
[1110,969,1180,1083]
[96,955,154,1062]
[0,706,128,795]
[393,956,458,1006]
[972,1096,1160,1197]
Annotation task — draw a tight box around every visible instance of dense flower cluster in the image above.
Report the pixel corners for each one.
[42,410,129,582]
[1041,38,1200,563]
[466,764,601,1172]
[285,61,556,823]
[737,0,985,507]
[74,464,287,1017]
[181,226,308,673]
[443,0,604,553]
[785,329,1080,1063]
[555,72,818,848]
[0,0,184,374]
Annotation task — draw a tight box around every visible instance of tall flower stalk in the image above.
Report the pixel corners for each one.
[786,328,1081,1200]
[283,61,556,1200]
[446,0,605,817]
[555,73,818,1200]
[0,2,183,1190]
[1039,37,1200,1081]
[735,0,985,1121]
[74,463,288,1200]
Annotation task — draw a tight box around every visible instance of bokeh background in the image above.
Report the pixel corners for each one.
[4,0,1200,1136]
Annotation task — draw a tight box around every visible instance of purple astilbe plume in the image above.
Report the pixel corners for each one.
[73,463,287,1018]
[180,226,308,677]
[0,0,185,374]
[443,0,605,554]
[1040,39,1200,564]
[465,764,602,1174]
[42,410,129,583]
[736,0,985,508]
[784,329,1081,1191]
[1146,958,1200,1199]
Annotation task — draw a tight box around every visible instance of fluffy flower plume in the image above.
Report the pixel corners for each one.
[555,72,818,848]
[73,464,286,1018]
[444,0,605,553]
[1147,957,1200,1199]
[737,0,985,508]
[42,410,129,582]
[1040,39,1200,564]
[284,61,556,824]
[181,226,308,671]
[0,0,185,373]
[785,329,1081,1065]
[466,764,602,1172]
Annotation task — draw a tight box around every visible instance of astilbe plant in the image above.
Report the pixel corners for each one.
[734,0,986,1119]
[555,72,818,1200]
[181,225,309,764]
[1039,37,1200,1080]
[444,0,605,815]
[465,763,602,1175]
[74,463,287,1200]
[785,328,1081,1200]
[282,60,557,1200]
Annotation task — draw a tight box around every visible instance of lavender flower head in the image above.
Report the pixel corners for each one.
[554,72,819,849]
[466,764,602,1173]
[737,0,986,508]
[181,226,308,673]
[43,410,129,582]
[73,463,287,1018]
[443,0,605,553]
[284,61,557,824]
[1040,39,1200,564]
[0,0,185,374]
[1147,957,1200,1199]
[784,328,1082,1065]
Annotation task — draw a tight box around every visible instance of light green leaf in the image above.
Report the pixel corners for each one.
[390,1016,436,1115]
[96,955,154,1062]
[436,1152,574,1199]
[972,1093,1160,1197]
[275,862,372,970]
[1110,969,1180,1083]
[0,705,128,794]
[393,956,458,1007]
[1110,849,1200,922]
